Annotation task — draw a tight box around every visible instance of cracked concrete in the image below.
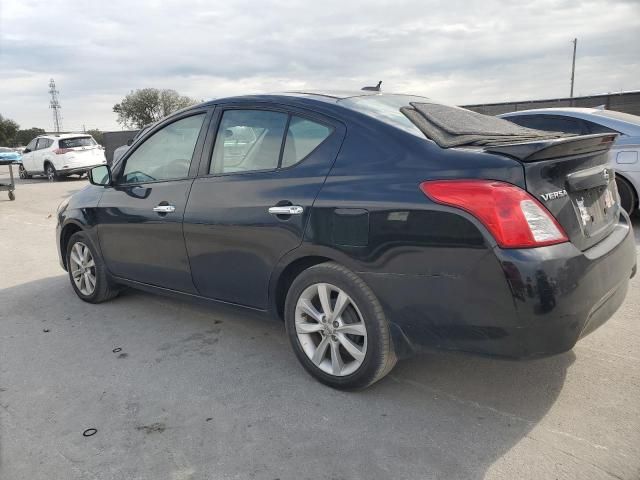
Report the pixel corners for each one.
[1,174,639,479]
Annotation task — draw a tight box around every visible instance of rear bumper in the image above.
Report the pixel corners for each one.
[58,163,104,175]
[362,213,637,359]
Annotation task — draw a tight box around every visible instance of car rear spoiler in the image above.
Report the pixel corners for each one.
[484,133,618,162]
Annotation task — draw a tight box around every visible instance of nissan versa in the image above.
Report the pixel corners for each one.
[56,92,637,389]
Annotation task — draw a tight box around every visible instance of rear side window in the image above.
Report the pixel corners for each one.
[281,116,333,168]
[210,110,334,174]
[59,137,96,149]
[210,110,288,174]
[36,138,50,150]
[507,115,585,135]
[583,120,618,134]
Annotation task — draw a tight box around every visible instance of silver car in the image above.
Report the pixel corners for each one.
[500,107,640,215]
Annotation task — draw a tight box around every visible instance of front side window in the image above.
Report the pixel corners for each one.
[210,110,288,174]
[121,114,205,184]
[26,139,37,151]
[281,116,333,167]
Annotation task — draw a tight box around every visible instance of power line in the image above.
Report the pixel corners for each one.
[49,78,63,132]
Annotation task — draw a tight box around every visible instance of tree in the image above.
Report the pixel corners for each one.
[113,88,198,128]
[86,129,104,145]
[14,127,46,147]
[0,114,20,146]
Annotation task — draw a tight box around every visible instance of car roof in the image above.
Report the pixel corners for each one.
[195,91,429,108]
[38,133,93,140]
[500,107,603,116]
[500,107,640,136]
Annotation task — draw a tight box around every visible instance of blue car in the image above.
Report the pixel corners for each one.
[0,147,22,163]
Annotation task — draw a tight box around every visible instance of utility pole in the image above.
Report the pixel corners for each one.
[49,79,63,132]
[570,38,577,99]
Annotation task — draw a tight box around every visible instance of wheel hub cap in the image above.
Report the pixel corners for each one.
[69,242,96,296]
[294,282,368,377]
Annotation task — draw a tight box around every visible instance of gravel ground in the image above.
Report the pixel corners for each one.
[1,172,639,480]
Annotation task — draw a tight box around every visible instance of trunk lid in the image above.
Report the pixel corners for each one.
[486,134,619,251]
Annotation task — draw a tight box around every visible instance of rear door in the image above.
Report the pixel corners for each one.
[184,104,345,308]
[96,109,211,292]
[33,138,50,172]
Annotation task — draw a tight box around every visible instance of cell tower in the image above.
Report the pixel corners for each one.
[49,78,63,132]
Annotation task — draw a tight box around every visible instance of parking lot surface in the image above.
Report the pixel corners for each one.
[1,173,639,480]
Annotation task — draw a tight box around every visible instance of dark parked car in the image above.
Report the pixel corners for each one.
[56,92,636,389]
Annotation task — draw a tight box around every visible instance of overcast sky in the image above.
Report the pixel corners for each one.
[1,0,638,132]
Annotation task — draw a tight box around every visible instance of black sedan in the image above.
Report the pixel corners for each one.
[56,91,637,389]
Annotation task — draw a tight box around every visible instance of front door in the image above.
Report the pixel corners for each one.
[22,138,38,171]
[96,110,210,293]
[184,106,345,308]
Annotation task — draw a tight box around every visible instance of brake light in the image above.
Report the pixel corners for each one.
[420,180,568,248]
[54,148,72,154]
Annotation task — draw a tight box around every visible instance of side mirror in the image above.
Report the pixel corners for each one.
[127,138,133,146]
[23,148,31,154]
[88,165,112,186]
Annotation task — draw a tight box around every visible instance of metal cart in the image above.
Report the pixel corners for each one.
[0,160,17,201]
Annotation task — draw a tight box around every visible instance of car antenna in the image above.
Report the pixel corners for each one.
[361,81,382,92]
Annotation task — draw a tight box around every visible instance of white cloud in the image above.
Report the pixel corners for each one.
[0,0,638,131]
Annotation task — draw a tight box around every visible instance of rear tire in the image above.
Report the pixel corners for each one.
[66,231,119,303]
[45,163,58,182]
[616,175,636,216]
[284,262,396,390]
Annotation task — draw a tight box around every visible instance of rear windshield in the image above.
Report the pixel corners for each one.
[0,147,13,152]
[339,95,427,137]
[400,102,570,148]
[340,96,569,148]
[59,137,96,149]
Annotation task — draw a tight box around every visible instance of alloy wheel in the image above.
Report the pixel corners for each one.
[295,283,367,376]
[46,166,55,181]
[69,242,97,296]
[19,165,28,179]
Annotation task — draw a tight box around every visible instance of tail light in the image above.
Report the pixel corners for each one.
[420,180,568,248]
[54,148,72,155]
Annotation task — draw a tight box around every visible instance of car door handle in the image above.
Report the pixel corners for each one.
[268,205,304,215]
[153,204,176,213]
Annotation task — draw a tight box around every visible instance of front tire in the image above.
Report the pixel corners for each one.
[18,164,31,179]
[45,163,58,182]
[285,262,396,390]
[616,175,636,216]
[66,231,119,303]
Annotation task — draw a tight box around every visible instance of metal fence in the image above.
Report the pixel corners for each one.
[463,90,640,116]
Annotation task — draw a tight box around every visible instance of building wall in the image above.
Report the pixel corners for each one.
[102,130,139,164]
[463,91,640,116]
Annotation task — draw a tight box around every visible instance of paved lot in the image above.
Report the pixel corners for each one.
[1,171,639,480]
